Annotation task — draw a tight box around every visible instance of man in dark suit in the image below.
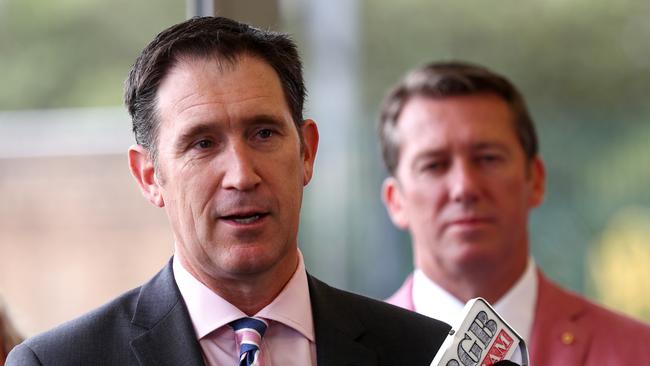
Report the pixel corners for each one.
[7,16,449,366]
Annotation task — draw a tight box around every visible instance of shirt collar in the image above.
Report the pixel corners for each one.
[492,257,537,342]
[173,250,314,342]
[412,257,537,342]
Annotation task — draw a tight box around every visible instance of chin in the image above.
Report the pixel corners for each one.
[209,258,271,278]
[226,247,287,273]
[449,242,502,268]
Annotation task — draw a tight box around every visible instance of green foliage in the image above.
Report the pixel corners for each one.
[363,0,650,117]
[0,0,184,109]
[583,120,650,212]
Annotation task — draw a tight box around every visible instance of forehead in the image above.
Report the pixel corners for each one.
[395,93,520,151]
[155,54,291,131]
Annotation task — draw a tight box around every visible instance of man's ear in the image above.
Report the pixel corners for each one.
[300,119,319,186]
[382,176,409,230]
[128,145,164,207]
[528,156,546,208]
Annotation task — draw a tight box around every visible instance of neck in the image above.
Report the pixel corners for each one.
[178,251,299,316]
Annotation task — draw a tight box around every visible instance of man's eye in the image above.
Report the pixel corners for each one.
[423,161,447,172]
[479,154,501,163]
[195,139,213,149]
[257,129,273,139]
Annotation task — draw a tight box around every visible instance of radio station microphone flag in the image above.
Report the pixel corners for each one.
[430,298,529,366]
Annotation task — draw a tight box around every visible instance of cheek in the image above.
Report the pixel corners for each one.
[274,154,304,190]
[167,172,215,217]
[279,175,304,218]
[405,182,444,220]
[411,178,444,204]
[496,177,532,213]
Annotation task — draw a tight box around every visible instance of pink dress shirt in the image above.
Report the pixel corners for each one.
[172,251,316,366]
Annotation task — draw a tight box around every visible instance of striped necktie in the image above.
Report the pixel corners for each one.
[229,317,268,366]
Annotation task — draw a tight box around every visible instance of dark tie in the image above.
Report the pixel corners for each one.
[229,317,268,366]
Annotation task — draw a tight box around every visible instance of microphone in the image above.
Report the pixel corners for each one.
[429,298,529,366]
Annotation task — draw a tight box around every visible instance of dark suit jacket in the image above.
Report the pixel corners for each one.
[8,260,450,365]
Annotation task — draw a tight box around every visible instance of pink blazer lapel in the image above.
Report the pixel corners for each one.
[529,270,590,366]
[386,275,416,311]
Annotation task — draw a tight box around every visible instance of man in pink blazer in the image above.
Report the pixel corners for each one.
[378,61,650,365]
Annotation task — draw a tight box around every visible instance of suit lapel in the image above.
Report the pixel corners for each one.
[129,260,205,366]
[308,275,378,366]
[529,270,590,366]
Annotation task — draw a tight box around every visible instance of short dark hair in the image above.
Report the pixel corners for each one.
[124,16,306,162]
[379,61,538,176]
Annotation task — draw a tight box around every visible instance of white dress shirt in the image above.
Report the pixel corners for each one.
[412,257,537,363]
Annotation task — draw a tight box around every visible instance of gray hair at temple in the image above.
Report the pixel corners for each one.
[124,16,306,164]
[378,61,538,176]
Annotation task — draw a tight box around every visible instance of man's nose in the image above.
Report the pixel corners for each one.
[221,142,262,191]
[448,160,480,206]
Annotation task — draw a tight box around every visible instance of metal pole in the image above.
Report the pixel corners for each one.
[186,0,214,18]
[185,0,280,30]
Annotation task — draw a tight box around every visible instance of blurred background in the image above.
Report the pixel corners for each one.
[1,0,649,337]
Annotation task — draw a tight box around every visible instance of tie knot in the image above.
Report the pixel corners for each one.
[230,317,268,366]
[229,317,268,337]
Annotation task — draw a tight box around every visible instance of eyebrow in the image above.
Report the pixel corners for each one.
[470,142,511,154]
[175,123,217,151]
[410,141,512,166]
[241,113,289,128]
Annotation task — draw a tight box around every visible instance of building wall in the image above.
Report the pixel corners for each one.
[0,155,171,336]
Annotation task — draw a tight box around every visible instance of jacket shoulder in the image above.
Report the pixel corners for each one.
[10,286,144,365]
[533,273,650,365]
[566,288,650,360]
[538,273,650,338]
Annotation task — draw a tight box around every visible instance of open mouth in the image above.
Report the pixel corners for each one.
[221,213,268,224]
